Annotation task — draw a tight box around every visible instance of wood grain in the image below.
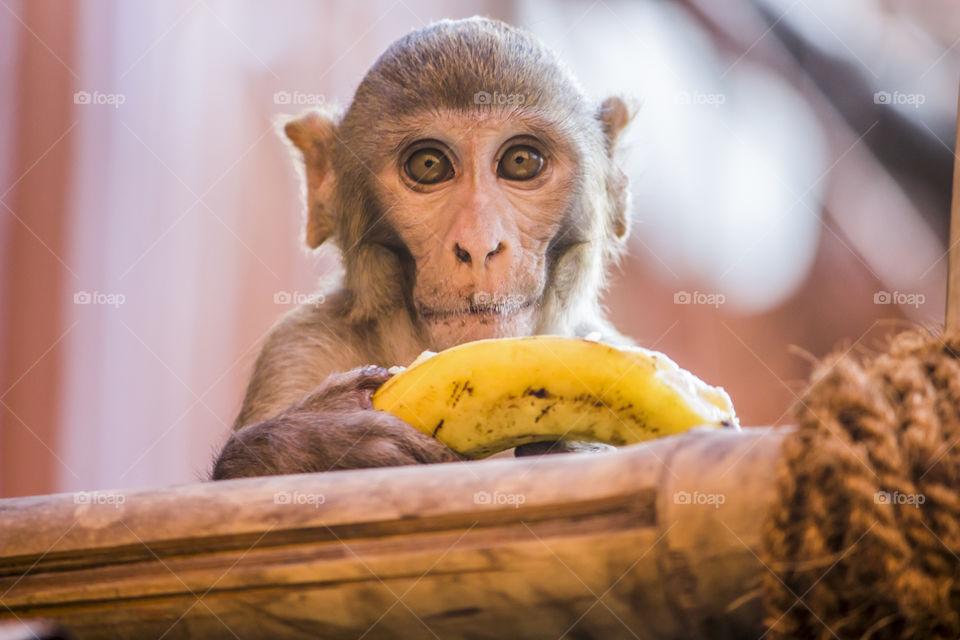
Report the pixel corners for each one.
[945,82,960,332]
[0,427,789,639]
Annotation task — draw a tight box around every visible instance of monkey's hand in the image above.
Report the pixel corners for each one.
[211,367,462,480]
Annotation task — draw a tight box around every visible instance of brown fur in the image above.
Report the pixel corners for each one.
[212,17,634,480]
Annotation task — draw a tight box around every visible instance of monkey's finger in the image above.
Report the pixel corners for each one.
[352,411,464,464]
[351,365,396,390]
[301,366,392,411]
[323,366,393,391]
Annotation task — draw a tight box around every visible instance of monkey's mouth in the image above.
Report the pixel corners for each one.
[417,298,535,321]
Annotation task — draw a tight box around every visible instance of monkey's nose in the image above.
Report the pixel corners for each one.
[453,241,505,266]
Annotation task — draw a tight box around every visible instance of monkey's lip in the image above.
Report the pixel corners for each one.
[418,299,535,321]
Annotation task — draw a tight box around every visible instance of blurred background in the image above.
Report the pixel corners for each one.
[1,0,957,497]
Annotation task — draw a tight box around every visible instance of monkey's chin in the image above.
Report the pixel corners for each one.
[422,307,538,351]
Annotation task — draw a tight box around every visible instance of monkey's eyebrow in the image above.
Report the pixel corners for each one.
[381,118,438,156]
[507,116,566,151]
[390,133,421,156]
[382,114,567,158]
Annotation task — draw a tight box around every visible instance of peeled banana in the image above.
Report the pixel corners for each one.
[372,336,739,458]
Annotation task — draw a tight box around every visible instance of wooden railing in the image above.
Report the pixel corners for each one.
[0,427,787,639]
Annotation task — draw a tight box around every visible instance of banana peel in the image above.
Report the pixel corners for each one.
[372,335,739,458]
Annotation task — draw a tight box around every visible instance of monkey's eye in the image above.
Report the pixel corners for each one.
[497,145,544,181]
[405,148,454,184]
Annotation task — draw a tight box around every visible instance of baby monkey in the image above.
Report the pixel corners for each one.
[212,16,634,479]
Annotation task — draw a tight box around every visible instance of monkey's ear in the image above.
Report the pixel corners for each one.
[283,109,338,249]
[597,97,636,241]
[597,96,637,153]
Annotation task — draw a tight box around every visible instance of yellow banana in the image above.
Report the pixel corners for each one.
[372,336,739,458]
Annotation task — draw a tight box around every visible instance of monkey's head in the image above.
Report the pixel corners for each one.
[284,17,633,351]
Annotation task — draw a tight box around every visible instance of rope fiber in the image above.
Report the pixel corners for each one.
[762,330,960,639]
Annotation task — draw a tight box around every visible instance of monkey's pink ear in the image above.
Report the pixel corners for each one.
[597,96,637,153]
[283,109,338,248]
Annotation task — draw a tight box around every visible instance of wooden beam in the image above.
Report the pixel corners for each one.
[945,82,960,333]
[0,427,788,639]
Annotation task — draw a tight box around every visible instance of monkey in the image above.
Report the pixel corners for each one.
[211,16,634,480]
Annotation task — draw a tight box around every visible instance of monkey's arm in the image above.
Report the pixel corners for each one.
[212,367,460,479]
[232,304,363,430]
[213,303,457,479]
[234,297,429,428]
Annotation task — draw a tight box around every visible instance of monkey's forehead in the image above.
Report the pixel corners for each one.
[343,18,593,126]
[377,107,578,153]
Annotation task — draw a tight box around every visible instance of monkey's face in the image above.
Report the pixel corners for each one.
[374,111,579,350]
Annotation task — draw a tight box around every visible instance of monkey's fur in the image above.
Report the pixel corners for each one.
[212,17,634,480]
